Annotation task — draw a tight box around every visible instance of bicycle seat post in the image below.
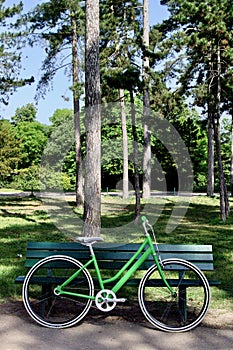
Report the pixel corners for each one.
[76,236,104,251]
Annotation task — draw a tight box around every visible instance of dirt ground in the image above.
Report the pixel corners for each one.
[1,301,233,350]
[1,300,233,330]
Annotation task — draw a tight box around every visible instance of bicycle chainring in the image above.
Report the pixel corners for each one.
[95,289,117,312]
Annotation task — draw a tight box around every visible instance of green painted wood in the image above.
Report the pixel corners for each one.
[24,241,214,270]
[27,241,213,253]
[16,241,219,287]
[25,250,213,262]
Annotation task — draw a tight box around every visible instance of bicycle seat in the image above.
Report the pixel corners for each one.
[76,236,104,245]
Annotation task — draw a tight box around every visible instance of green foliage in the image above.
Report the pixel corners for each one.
[220,117,232,185]
[149,0,233,197]
[157,0,233,113]
[49,108,73,127]
[1,0,233,196]
[100,0,142,100]
[40,109,76,191]
[170,113,208,188]
[0,120,22,180]
[15,120,49,168]
[10,165,40,191]
[12,103,37,124]
[101,100,142,180]
[43,108,74,170]
[0,1,34,106]
[39,166,75,191]
[21,0,85,99]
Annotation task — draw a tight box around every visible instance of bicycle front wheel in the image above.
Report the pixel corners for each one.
[138,258,210,332]
[22,255,94,328]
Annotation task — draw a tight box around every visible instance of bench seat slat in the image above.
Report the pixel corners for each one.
[24,259,214,271]
[26,250,213,262]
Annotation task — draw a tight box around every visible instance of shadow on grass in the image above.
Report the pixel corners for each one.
[155,198,233,303]
[1,208,38,223]
[101,204,138,228]
[0,221,66,300]
[0,195,40,206]
[0,195,232,307]
[0,196,67,299]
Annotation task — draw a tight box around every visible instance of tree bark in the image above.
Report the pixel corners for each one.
[214,114,229,220]
[142,0,151,199]
[230,109,233,196]
[83,0,101,237]
[119,88,129,199]
[207,52,215,197]
[71,16,83,207]
[207,109,215,197]
[130,90,140,223]
[213,43,229,220]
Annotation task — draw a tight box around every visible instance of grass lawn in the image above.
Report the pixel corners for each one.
[0,193,232,312]
[0,188,23,193]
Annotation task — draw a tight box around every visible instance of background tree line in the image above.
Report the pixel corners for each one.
[0,0,233,223]
[0,101,230,196]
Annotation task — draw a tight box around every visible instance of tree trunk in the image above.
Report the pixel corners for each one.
[207,109,215,197]
[206,46,215,198]
[71,17,83,207]
[142,123,151,198]
[142,0,151,199]
[119,88,129,199]
[83,0,101,237]
[213,43,229,220]
[130,90,140,223]
[207,52,215,198]
[214,114,229,220]
[230,109,233,196]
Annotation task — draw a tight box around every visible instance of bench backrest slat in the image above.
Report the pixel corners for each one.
[26,250,213,262]
[24,242,214,271]
[27,241,213,253]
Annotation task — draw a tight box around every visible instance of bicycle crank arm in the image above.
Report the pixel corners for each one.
[108,298,127,303]
[95,290,127,312]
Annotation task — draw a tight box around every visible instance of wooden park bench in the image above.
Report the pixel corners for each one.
[15,241,220,289]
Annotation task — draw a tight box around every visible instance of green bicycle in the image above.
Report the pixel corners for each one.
[22,216,210,332]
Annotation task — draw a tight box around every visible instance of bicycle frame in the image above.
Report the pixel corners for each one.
[55,232,175,300]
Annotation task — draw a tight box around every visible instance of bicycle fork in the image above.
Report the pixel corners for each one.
[147,239,177,298]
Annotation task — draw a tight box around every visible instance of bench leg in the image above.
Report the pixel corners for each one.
[40,285,53,317]
[178,285,187,323]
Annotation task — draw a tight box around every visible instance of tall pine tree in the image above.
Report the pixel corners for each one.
[21,0,85,205]
[155,0,233,219]
[0,1,33,108]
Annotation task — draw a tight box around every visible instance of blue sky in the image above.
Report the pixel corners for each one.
[1,1,169,124]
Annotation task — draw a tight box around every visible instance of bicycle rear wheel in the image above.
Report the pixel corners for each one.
[138,258,210,332]
[22,255,94,328]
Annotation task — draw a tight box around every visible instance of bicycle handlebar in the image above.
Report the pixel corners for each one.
[141,215,148,223]
[141,215,152,236]
[141,215,162,262]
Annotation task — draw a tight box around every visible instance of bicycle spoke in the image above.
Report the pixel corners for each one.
[23,256,94,328]
[138,259,210,332]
